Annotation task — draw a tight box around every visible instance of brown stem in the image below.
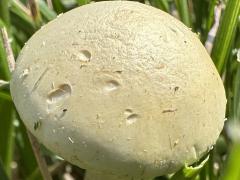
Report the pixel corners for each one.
[28,0,42,28]
[27,132,53,180]
[28,0,40,19]
[0,28,15,73]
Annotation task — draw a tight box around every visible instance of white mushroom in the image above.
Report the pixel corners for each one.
[10,1,226,180]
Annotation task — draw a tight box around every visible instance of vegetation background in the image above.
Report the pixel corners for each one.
[0,0,239,179]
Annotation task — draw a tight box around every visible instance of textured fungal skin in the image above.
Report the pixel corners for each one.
[10,1,226,179]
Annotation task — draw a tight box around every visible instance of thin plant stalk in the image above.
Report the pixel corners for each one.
[27,132,53,180]
[28,0,43,28]
[211,0,240,74]
[0,27,52,180]
[0,27,15,178]
[0,28,15,73]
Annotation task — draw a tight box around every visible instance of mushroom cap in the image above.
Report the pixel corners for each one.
[10,1,226,179]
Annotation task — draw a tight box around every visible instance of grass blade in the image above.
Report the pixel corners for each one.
[0,80,11,101]
[0,92,11,101]
[76,0,90,6]
[174,0,192,27]
[221,143,240,180]
[9,0,36,37]
[52,0,65,14]
[39,0,57,21]
[15,119,42,180]
[211,0,240,74]
[149,0,170,12]
[0,160,9,180]
[0,27,15,178]
[0,0,11,29]
[0,102,14,177]
[191,0,209,42]
[1,26,52,180]
[206,0,218,33]
[232,30,240,121]
[171,156,209,180]
[232,64,240,121]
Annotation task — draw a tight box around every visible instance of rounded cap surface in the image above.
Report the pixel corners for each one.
[10,1,226,178]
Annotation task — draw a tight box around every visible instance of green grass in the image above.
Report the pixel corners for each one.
[0,0,240,179]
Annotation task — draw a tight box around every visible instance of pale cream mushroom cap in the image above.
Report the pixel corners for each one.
[10,1,226,179]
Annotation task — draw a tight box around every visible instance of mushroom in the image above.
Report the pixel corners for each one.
[10,1,226,180]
